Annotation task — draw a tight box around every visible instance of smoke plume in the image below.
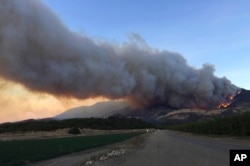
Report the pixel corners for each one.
[0,0,238,109]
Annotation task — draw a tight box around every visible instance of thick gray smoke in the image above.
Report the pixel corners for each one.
[0,0,238,109]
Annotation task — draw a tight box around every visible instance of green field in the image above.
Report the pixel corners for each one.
[0,132,143,166]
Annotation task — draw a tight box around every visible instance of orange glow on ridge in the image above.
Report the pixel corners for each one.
[217,90,241,109]
[0,79,108,123]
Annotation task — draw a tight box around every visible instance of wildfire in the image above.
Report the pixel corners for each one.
[228,95,234,100]
[217,90,242,109]
[218,102,230,108]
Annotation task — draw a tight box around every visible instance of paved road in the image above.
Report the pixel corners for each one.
[95,130,250,166]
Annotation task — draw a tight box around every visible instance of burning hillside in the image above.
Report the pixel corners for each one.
[0,0,239,111]
[227,89,250,108]
[217,90,241,108]
[55,90,250,124]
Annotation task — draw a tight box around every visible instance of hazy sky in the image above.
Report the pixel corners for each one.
[0,0,249,123]
[43,0,250,89]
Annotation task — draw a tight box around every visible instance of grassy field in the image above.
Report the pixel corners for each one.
[0,132,143,166]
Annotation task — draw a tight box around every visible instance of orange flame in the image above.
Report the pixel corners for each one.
[217,90,241,109]
[228,95,234,100]
[218,102,230,108]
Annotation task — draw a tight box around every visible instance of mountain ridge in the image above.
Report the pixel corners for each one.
[55,89,250,124]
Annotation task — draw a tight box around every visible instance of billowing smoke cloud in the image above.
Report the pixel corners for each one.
[0,0,238,109]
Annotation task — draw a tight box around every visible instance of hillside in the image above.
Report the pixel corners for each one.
[55,101,132,120]
[229,89,250,107]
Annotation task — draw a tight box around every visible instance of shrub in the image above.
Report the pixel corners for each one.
[68,127,81,135]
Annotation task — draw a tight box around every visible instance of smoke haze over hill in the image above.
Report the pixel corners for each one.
[0,0,238,109]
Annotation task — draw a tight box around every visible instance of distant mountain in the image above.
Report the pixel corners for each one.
[55,90,250,124]
[55,101,177,123]
[157,107,250,125]
[158,89,250,124]
[55,101,134,120]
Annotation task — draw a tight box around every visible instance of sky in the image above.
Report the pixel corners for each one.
[42,0,250,88]
[0,0,249,123]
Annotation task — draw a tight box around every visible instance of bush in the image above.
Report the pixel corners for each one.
[68,127,81,135]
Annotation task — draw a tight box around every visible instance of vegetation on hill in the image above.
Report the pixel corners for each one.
[167,111,250,136]
[0,117,154,133]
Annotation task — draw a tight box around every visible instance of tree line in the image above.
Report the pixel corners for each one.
[167,111,250,136]
[0,117,155,133]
